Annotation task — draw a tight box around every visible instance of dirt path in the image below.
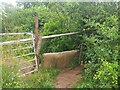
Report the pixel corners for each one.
[54,65,84,88]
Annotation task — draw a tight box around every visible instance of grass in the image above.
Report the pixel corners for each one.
[2,59,59,88]
[1,43,60,88]
[2,58,60,88]
[23,67,59,88]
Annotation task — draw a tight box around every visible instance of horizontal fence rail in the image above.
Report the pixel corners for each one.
[18,59,35,65]
[22,69,37,76]
[42,32,80,39]
[0,32,32,36]
[15,53,35,58]
[0,32,79,45]
[20,64,36,71]
[13,46,33,51]
[0,38,33,45]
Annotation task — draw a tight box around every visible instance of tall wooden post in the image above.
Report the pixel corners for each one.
[79,44,83,65]
[35,16,39,71]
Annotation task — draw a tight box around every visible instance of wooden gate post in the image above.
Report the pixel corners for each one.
[35,16,39,71]
[79,44,83,65]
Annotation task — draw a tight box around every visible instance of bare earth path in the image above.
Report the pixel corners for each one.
[54,65,84,88]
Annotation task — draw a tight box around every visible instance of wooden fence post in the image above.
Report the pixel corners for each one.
[35,16,39,71]
[79,44,83,65]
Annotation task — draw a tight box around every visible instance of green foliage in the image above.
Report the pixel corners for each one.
[1,50,23,88]
[2,63,59,88]
[75,61,119,88]
[23,68,59,88]
[74,63,100,88]
[73,2,119,88]
[2,1,119,88]
[2,64,23,88]
[2,4,51,33]
[93,61,119,88]
[1,44,59,88]
[2,51,59,88]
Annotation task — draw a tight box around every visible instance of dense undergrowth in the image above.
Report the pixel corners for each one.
[1,1,120,88]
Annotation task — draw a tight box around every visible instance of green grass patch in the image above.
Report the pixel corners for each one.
[22,67,60,88]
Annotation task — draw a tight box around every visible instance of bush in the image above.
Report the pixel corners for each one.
[93,61,119,88]
[74,62,119,88]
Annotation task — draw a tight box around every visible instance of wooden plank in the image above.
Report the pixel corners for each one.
[22,69,37,76]
[78,44,83,65]
[19,64,36,71]
[0,38,33,45]
[35,16,39,71]
[42,32,79,39]
[0,32,32,36]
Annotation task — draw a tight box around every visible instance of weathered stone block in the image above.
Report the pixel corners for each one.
[42,50,80,69]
